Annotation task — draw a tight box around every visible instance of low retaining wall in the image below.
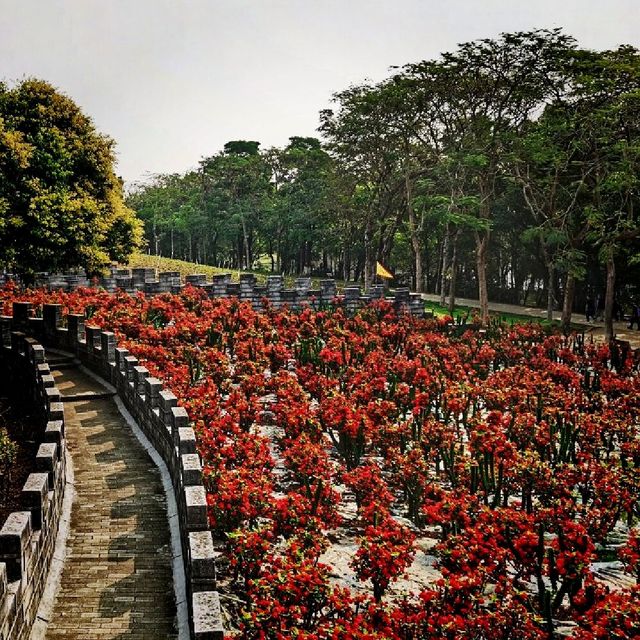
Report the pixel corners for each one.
[0,324,66,640]
[31,268,427,317]
[1,302,222,639]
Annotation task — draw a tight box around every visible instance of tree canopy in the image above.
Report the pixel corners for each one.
[128,30,640,332]
[0,79,142,278]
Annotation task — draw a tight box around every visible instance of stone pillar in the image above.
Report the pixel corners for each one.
[319,280,337,305]
[239,274,256,303]
[212,274,228,298]
[267,275,284,308]
[0,512,32,581]
[186,274,207,288]
[144,377,162,410]
[12,301,31,329]
[100,331,116,364]
[42,304,63,344]
[67,314,85,350]
[409,293,424,317]
[295,278,311,307]
[344,287,361,315]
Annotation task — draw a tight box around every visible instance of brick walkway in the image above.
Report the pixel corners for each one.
[44,365,177,639]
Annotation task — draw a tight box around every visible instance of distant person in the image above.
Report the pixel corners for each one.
[585,296,595,322]
[628,301,640,330]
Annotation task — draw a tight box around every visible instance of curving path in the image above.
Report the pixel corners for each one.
[42,359,177,639]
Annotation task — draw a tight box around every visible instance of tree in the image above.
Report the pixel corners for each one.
[571,47,640,340]
[320,83,405,289]
[0,79,141,278]
[404,29,575,323]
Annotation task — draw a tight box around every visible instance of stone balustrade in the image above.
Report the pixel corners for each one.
[28,266,427,317]
[0,320,67,640]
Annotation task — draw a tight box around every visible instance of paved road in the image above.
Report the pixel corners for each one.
[44,363,177,640]
[422,293,640,349]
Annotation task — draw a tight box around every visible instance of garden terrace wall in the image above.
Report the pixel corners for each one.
[0,316,66,640]
[12,302,223,639]
[36,268,427,317]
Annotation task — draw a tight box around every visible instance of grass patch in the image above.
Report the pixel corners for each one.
[126,254,348,289]
[423,300,583,330]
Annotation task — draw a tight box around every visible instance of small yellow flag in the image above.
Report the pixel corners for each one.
[376,261,394,279]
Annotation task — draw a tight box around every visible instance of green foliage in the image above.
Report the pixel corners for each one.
[0,79,142,277]
[0,426,17,502]
[126,31,640,311]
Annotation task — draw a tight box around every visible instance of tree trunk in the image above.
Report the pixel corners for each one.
[604,254,615,342]
[364,216,374,291]
[406,173,423,293]
[475,230,490,325]
[546,261,555,322]
[170,227,175,259]
[241,215,251,270]
[561,273,576,333]
[439,224,450,306]
[448,228,461,314]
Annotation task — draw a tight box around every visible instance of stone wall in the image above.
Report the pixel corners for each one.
[34,267,427,317]
[0,308,67,640]
[8,302,222,639]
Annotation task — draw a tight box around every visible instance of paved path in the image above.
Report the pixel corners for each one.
[422,293,640,349]
[43,362,177,639]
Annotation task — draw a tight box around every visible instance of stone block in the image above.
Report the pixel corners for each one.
[21,473,49,530]
[100,331,116,363]
[181,454,202,485]
[35,443,58,489]
[42,304,63,341]
[115,347,130,372]
[30,343,45,364]
[193,591,224,639]
[37,363,51,376]
[171,406,189,433]
[47,402,64,422]
[45,386,62,405]
[0,511,31,581]
[159,390,178,424]
[67,313,85,345]
[12,301,31,327]
[133,365,149,395]
[185,486,207,530]
[124,356,139,382]
[10,331,26,354]
[44,420,64,445]
[144,377,163,409]
[40,374,55,389]
[85,325,101,351]
[189,531,217,587]
[178,427,197,454]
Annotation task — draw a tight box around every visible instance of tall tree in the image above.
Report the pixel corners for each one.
[0,79,141,278]
[404,29,575,323]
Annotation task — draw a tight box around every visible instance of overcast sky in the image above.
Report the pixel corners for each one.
[1,0,638,184]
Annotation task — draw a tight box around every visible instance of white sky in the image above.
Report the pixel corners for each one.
[1,0,638,184]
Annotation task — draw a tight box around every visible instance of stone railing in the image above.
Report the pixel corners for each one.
[0,306,67,640]
[32,267,426,317]
[5,301,222,639]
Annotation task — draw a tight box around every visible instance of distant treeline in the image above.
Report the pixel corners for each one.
[127,29,640,335]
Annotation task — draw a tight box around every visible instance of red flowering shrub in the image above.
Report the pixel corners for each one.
[3,285,640,638]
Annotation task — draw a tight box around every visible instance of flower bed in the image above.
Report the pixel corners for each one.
[3,285,640,639]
